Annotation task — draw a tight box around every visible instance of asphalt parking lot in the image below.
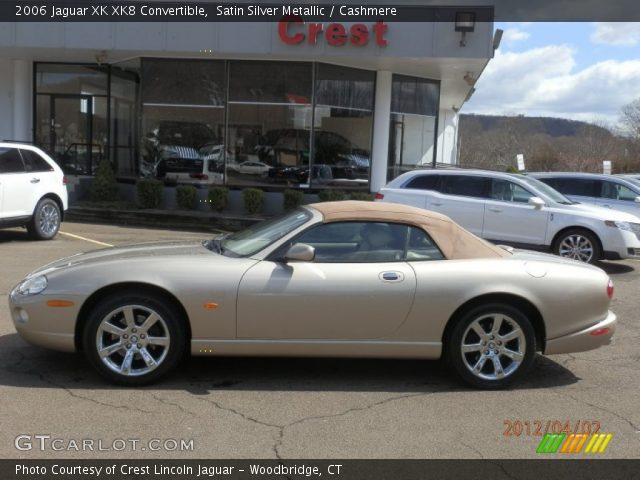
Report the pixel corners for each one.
[0,222,638,459]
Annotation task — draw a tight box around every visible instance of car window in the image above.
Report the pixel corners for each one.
[541,178,560,190]
[291,222,444,263]
[20,149,54,172]
[0,148,25,173]
[551,178,600,197]
[520,176,574,205]
[490,179,534,203]
[440,175,489,198]
[405,227,445,261]
[601,181,639,201]
[405,174,439,191]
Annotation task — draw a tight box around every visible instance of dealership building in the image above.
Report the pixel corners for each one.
[0,5,495,195]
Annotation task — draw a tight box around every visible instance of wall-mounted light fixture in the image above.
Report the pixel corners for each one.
[464,87,476,102]
[463,72,476,86]
[493,28,504,51]
[455,12,476,47]
[95,50,108,65]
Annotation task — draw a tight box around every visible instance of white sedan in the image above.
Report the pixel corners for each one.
[227,161,271,176]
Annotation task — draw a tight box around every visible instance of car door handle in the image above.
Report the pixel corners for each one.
[431,202,443,207]
[602,204,611,208]
[489,207,503,213]
[379,271,404,282]
[30,178,40,184]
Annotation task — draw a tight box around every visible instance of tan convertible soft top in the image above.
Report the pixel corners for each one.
[310,200,509,260]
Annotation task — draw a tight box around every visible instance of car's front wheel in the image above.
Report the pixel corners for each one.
[446,303,536,389]
[553,228,601,264]
[27,198,61,240]
[82,293,187,385]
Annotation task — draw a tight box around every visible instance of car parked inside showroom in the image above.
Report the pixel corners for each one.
[0,143,68,239]
[376,169,640,263]
[532,172,640,219]
[226,160,271,176]
[10,201,615,389]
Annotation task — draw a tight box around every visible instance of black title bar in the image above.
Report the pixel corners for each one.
[4,1,640,22]
[3,459,640,480]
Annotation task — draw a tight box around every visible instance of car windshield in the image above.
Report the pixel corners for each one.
[519,176,574,205]
[211,208,313,257]
[625,177,640,189]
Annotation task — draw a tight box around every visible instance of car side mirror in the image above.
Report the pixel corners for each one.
[528,197,545,209]
[284,243,315,262]
[635,196,640,204]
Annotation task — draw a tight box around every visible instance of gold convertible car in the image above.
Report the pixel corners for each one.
[9,201,616,389]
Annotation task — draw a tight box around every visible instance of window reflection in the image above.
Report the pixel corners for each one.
[388,74,440,181]
[141,59,226,185]
[312,64,374,189]
[227,61,313,188]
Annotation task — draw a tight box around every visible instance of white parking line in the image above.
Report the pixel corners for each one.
[59,231,114,247]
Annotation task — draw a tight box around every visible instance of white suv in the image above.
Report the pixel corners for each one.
[376,169,640,263]
[531,172,640,219]
[0,143,68,240]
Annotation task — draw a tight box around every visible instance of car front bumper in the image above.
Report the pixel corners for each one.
[603,229,640,260]
[544,310,616,355]
[9,288,79,353]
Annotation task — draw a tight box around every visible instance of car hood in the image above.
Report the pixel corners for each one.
[27,241,214,278]
[554,202,640,222]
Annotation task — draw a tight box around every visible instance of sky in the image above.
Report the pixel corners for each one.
[462,22,640,127]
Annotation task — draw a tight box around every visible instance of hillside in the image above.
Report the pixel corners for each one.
[456,114,632,172]
[459,114,612,139]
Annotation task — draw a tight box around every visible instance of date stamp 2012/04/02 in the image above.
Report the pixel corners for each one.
[503,419,601,437]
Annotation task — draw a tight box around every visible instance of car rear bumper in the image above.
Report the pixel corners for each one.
[544,310,616,355]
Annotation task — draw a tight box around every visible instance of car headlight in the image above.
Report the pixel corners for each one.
[16,275,48,296]
[605,220,640,233]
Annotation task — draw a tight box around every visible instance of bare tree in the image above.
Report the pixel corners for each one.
[618,98,640,170]
[620,98,640,139]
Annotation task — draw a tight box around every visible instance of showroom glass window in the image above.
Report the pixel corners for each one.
[227,61,313,188]
[388,75,440,181]
[110,58,140,176]
[141,59,226,183]
[34,64,109,175]
[312,64,374,189]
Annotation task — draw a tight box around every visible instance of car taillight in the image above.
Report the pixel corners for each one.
[374,192,384,200]
[190,173,209,180]
[62,176,68,185]
[606,279,614,299]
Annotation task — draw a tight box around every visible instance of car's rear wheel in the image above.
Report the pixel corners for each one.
[27,198,61,240]
[446,303,536,389]
[82,293,187,385]
[553,228,601,264]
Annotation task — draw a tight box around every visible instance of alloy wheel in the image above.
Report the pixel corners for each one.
[558,234,594,263]
[38,203,60,237]
[96,305,170,377]
[460,313,526,381]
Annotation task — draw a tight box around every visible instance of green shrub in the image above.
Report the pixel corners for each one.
[176,185,198,210]
[243,188,264,215]
[136,178,163,209]
[283,189,304,210]
[349,192,374,201]
[318,189,347,202]
[90,159,118,202]
[208,186,229,212]
[505,165,519,174]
